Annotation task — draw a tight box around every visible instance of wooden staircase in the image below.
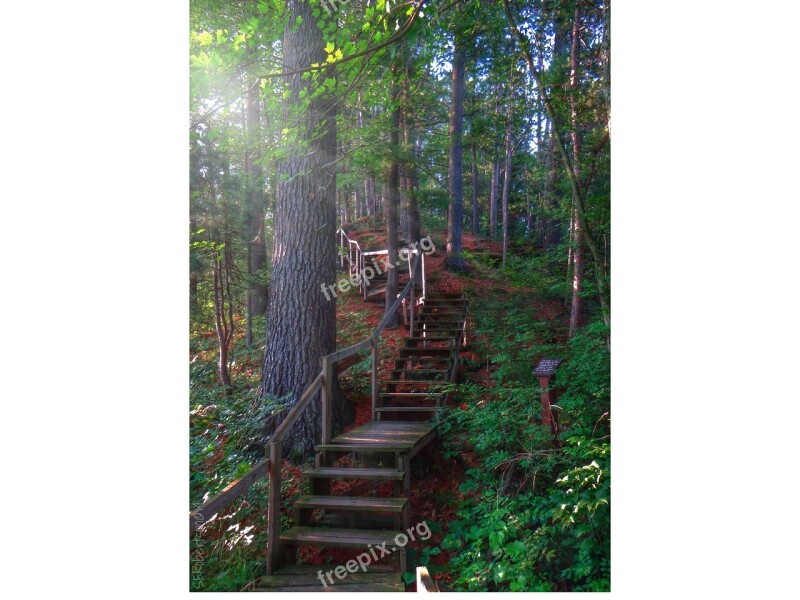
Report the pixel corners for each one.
[247,292,468,592]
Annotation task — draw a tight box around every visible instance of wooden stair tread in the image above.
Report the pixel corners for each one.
[375,406,445,412]
[384,380,447,385]
[304,467,405,480]
[315,443,409,452]
[280,526,406,547]
[380,392,444,397]
[295,495,407,512]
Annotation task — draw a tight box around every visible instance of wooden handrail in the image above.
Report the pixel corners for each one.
[192,241,428,578]
[189,458,270,535]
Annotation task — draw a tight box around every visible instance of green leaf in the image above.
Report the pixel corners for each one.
[504,540,526,558]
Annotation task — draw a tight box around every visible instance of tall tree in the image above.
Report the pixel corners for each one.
[471,141,480,237]
[445,23,467,271]
[567,3,584,337]
[257,0,341,457]
[384,68,402,328]
[501,83,514,268]
[244,79,268,346]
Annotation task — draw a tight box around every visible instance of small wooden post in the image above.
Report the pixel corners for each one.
[266,441,281,575]
[371,336,379,420]
[532,358,562,431]
[409,264,415,336]
[416,566,439,592]
[321,357,333,445]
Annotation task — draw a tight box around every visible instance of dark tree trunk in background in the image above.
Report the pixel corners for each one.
[490,157,500,240]
[501,91,513,268]
[245,81,268,337]
[471,142,480,238]
[384,72,401,328]
[445,27,467,272]
[355,188,365,219]
[342,189,351,225]
[568,3,584,338]
[258,0,345,459]
[489,84,501,241]
[406,135,421,244]
[365,175,377,217]
[543,9,569,250]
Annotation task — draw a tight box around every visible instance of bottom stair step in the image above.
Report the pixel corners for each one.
[280,526,407,549]
[376,406,445,413]
[248,564,403,592]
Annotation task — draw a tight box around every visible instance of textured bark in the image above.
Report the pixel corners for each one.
[471,142,480,237]
[489,84,501,241]
[489,156,500,241]
[342,189,351,225]
[568,4,584,338]
[364,175,377,217]
[405,134,421,244]
[384,72,401,328]
[501,94,513,268]
[445,28,467,272]
[245,82,268,320]
[258,0,344,459]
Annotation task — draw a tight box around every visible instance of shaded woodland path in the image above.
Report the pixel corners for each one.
[190,227,569,592]
[238,229,468,591]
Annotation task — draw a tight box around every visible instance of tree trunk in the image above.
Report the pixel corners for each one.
[212,232,234,390]
[501,86,514,268]
[406,135,421,244]
[568,3,583,338]
[445,27,467,272]
[342,189,351,225]
[358,102,376,220]
[365,175,377,217]
[384,71,401,328]
[471,142,480,237]
[258,0,344,459]
[245,81,268,327]
[490,157,500,241]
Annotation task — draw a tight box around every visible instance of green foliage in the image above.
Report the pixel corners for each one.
[435,282,609,591]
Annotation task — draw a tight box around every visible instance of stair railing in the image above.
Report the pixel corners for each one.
[190,246,426,575]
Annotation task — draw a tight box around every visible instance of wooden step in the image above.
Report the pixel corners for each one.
[380,392,444,398]
[249,563,404,592]
[303,467,405,481]
[315,443,408,453]
[295,495,407,513]
[383,380,447,386]
[280,526,406,549]
[375,406,445,413]
[399,348,453,355]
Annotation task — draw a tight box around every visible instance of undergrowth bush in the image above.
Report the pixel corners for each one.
[437,312,610,591]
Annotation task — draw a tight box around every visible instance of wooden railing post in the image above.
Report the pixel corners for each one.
[321,357,333,445]
[266,441,281,575]
[409,253,416,335]
[371,336,379,421]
